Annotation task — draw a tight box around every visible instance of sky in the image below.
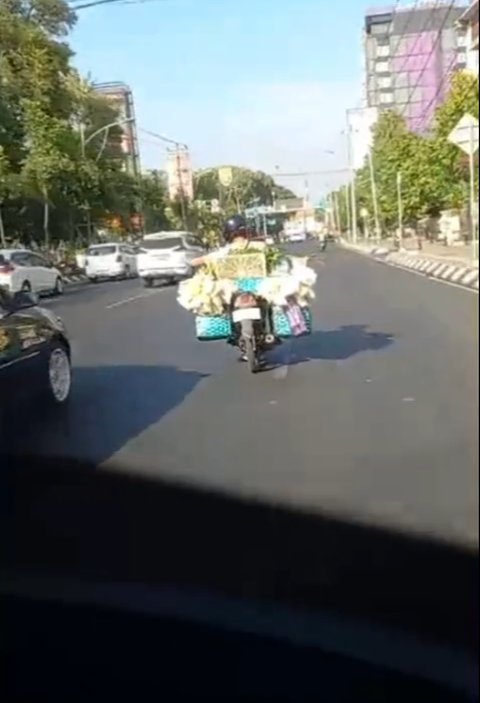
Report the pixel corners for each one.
[70,0,366,200]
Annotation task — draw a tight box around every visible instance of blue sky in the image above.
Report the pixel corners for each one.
[71,0,365,198]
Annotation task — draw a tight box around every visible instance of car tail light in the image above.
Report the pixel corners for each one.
[0,262,15,274]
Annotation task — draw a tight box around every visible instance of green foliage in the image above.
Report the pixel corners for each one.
[336,72,479,232]
[0,0,300,250]
[194,166,296,216]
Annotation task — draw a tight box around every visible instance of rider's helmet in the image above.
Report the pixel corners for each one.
[223,214,250,243]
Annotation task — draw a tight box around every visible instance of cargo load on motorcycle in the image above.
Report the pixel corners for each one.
[176,215,316,373]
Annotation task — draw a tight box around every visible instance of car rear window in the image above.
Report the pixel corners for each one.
[87,245,117,256]
[139,237,183,251]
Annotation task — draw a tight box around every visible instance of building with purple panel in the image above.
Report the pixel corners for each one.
[363,2,468,133]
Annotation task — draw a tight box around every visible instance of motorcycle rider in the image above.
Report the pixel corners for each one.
[191,213,265,267]
[318,230,327,251]
[192,215,269,365]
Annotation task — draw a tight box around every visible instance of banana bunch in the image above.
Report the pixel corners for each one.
[177,271,236,315]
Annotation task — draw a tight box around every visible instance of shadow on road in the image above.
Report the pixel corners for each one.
[288,324,394,364]
[5,364,208,464]
[0,454,477,701]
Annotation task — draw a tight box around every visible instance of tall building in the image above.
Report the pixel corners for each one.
[457,0,479,75]
[93,82,140,176]
[363,2,468,132]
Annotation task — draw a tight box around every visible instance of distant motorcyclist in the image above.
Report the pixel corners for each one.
[318,231,327,252]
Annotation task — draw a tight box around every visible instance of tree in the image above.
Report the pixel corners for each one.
[352,111,427,228]
[433,71,479,138]
[194,166,296,215]
[1,0,77,36]
[0,146,11,246]
[429,72,479,210]
[20,99,75,247]
[137,170,169,233]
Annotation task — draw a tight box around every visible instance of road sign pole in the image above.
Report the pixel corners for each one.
[448,114,479,261]
[469,124,478,261]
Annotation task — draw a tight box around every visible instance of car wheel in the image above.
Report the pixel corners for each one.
[21,280,32,293]
[124,265,131,280]
[88,277,98,284]
[53,276,64,296]
[143,278,153,288]
[45,343,72,406]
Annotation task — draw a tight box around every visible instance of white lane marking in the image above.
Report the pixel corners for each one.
[105,291,161,309]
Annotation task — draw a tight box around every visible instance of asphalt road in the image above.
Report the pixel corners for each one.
[7,244,479,546]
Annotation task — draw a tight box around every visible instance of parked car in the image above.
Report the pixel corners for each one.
[85,243,138,283]
[137,232,205,287]
[288,231,307,243]
[0,249,64,297]
[0,287,72,418]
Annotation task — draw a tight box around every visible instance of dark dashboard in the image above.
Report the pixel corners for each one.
[1,454,477,702]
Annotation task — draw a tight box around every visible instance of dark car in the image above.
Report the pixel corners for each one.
[0,287,72,414]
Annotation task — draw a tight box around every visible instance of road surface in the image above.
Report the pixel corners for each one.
[6,244,479,546]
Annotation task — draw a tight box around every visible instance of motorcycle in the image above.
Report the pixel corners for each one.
[229,289,278,373]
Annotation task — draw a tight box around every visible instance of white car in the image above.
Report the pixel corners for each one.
[288,231,307,243]
[137,232,205,287]
[0,249,64,296]
[85,243,138,283]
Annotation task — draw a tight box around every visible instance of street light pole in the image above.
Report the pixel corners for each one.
[469,124,478,260]
[367,148,381,243]
[79,118,134,242]
[138,129,189,230]
[397,171,404,251]
[345,118,358,244]
[81,117,135,155]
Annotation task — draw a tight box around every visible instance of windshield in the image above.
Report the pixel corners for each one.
[2,0,478,665]
[139,238,183,251]
[87,246,117,256]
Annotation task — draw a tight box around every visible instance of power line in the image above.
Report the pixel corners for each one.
[270,169,349,177]
[138,127,187,149]
[398,0,458,127]
[416,47,462,132]
[70,0,164,10]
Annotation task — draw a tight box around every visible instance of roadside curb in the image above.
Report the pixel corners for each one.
[341,241,479,292]
[63,273,89,287]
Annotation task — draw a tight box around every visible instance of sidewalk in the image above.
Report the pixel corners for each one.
[345,239,478,268]
[341,239,479,291]
[404,242,478,269]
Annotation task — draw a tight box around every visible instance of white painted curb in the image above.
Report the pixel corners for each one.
[62,273,89,286]
[341,242,479,291]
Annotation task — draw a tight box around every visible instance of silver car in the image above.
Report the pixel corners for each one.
[136,232,205,287]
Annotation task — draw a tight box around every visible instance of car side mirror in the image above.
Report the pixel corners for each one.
[12,291,38,309]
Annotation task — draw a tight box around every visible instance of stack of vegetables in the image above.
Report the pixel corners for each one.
[177,245,317,315]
